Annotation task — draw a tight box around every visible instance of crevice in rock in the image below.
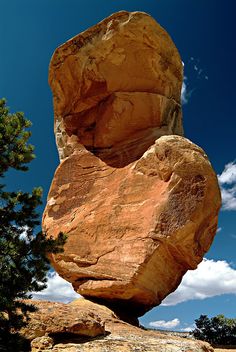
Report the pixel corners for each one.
[50,331,110,346]
[75,276,118,284]
[81,297,141,326]
[57,91,182,167]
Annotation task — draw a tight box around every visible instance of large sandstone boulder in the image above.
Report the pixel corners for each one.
[43,11,221,317]
[49,11,183,166]
[43,136,221,316]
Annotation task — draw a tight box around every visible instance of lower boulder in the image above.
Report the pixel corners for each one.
[43,135,221,316]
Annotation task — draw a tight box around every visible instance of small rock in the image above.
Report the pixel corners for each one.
[31,336,54,352]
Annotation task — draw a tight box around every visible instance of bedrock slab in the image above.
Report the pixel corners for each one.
[30,299,214,352]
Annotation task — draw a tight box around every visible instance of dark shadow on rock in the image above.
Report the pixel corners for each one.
[82,296,142,326]
[50,331,111,346]
[212,345,236,349]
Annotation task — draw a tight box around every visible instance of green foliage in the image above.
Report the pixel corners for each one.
[0,98,34,177]
[193,314,236,346]
[0,99,66,350]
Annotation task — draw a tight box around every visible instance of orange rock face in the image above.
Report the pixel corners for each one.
[50,11,183,166]
[29,299,214,352]
[21,300,105,341]
[43,11,221,316]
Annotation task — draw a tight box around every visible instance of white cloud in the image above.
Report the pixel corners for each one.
[190,57,208,80]
[181,76,190,105]
[180,57,209,105]
[216,227,222,233]
[218,161,236,185]
[220,186,236,210]
[162,258,236,306]
[218,161,236,210]
[149,318,180,329]
[180,325,195,332]
[32,271,80,303]
[181,58,209,105]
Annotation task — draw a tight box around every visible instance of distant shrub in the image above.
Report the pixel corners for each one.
[193,314,236,346]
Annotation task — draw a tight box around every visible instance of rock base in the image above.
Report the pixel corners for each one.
[20,299,214,352]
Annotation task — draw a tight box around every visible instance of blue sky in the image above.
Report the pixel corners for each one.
[1,0,236,332]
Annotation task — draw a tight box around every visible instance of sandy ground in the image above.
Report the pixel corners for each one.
[214,349,236,351]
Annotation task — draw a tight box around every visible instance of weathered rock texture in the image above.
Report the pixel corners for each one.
[49,11,183,166]
[20,300,105,340]
[28,299,214,352]
[43,135,221,315]
[43,11,221,317]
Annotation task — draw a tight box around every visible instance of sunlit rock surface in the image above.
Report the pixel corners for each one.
[43,11,221,317]
[30,299,214,352]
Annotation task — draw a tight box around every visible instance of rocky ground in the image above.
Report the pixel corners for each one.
[18,299,215,352]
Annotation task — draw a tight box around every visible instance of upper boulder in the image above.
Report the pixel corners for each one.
[49,11,183,165]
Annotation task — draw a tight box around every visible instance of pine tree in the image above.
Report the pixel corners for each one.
[0,98,66,350]
[193,314,236,346]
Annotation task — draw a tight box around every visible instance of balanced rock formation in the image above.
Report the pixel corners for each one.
[27,299,214,352]
[43,11,221,317]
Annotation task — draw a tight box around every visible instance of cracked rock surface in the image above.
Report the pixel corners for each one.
[29,299,214,352]
[43,11,221,317]
[49,11,183,165]
[20,300,105,341]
